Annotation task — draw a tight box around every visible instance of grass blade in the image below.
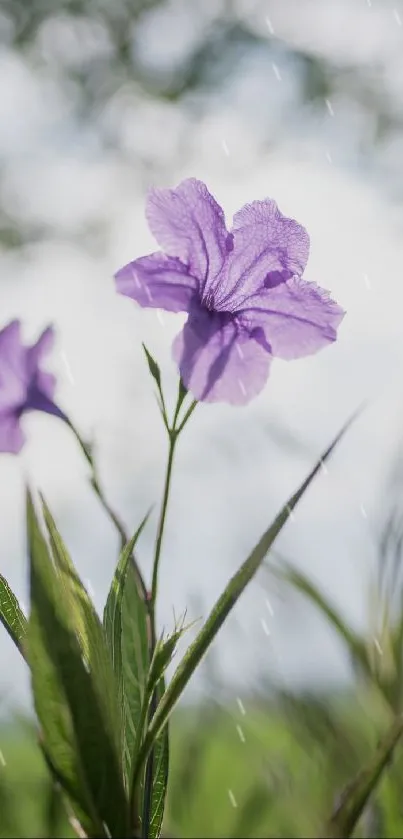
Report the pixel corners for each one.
[323,713,403,838]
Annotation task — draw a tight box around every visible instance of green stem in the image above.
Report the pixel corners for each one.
[150,434,177,609]
[67,419,148,603]
[141,386,196,838]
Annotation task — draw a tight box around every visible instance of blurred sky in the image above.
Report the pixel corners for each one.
[2,0,403,713]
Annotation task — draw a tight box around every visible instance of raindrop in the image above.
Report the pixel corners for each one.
[156,311,165,326]
[228,789,238,808]
[272,63,282,81]
[362,272,371,289]
[360,503,368,519]
[238,379,246,396]
[393,8,402,25]
[236,724,246,743]
[374,637,383,656]
[325,151,333,164]
[221,138,230,156]
[265,597,274,617]
[0,750,6,767]
[265,16,275,34]
[236,697,246,715]
[260,617,270,636]
[286,504,295,521]
[60,351,75,386]
[86,579,95,599]
[325,99,334,116]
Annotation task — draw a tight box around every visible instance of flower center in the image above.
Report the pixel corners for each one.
[203,289,216,311]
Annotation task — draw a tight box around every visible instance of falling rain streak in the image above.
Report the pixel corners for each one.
[60,351,75,386]
[325,99,334,116]
[236,697,246,716]
[393,8,402,25]
[261,617,270,636]
[236,724,246,743]
[228,789,238,808]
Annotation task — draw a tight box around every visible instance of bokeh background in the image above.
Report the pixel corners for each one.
[3,0,403,836]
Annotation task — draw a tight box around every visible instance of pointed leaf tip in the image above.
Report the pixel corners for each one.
[142,344,162,388]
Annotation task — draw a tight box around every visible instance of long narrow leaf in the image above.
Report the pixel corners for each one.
[27,491,129,838]
[323,713,403,838]
[0,573,27,656]
[103,512,151,715]
[121,553,151,790]
[41,495,123,763]
[132,409,361,793]
[147,678,169,839]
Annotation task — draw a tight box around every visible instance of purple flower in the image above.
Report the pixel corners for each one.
[115,179,345,405]
[0,320,65,453]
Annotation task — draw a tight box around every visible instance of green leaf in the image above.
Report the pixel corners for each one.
[103,513,151,792]
[121,553,152,791]
[40,495,123,763]
[132,409,361,788]
[147,620,189,700]
[147,679,169,839]
[142,344,162,390]
[27,491,129,838]
[266,560,371,676]
[323,713,403,838]
[0,573,27,657]
[103,513,150,709]
[142,344,168,428]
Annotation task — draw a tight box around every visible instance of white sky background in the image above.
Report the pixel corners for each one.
[1,0,403,712]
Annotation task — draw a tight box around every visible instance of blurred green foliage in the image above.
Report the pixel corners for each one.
[1,691,403,839]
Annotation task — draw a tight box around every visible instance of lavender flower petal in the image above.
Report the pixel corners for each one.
[146,178,230,284]
[214,199,310,310]
[0,320,64,452]
[0,320,27,411]
[172,305,272,405]
[241,277,345,360]
[0,412,25,454]
[115,253,198,313]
